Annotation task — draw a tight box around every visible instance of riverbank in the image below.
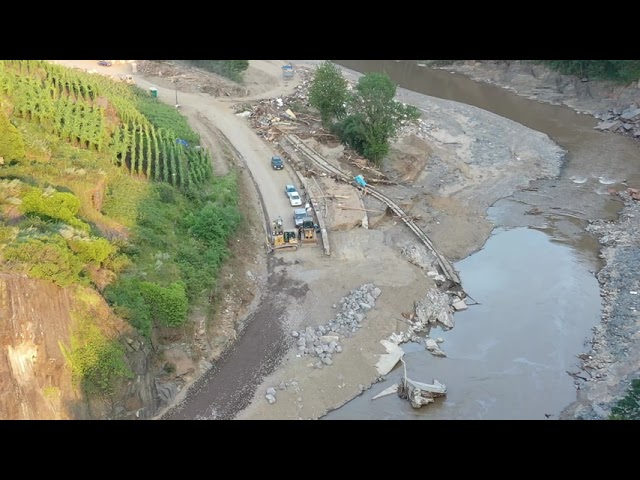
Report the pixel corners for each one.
[560,190,640,419]
[428,60,640,419]
[234,61,566,420]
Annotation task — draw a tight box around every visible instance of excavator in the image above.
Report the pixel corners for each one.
[269,216,298,252]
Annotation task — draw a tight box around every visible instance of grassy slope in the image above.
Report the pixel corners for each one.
[0,62,241,401]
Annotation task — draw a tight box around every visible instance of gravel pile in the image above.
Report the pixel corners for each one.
[290,283,381,368]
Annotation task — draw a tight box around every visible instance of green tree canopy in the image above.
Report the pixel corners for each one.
[308,61,349,126]
[536,60,640,83]
[340,72,420,164]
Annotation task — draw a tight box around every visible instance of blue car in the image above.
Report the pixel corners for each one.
[271,156,284,170]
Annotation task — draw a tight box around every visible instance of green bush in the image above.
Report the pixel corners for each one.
[139,281,189,327]
[610,379,640,420]
[0,111,26,162]
[534,60,640,84]
[2,237,84,287]
[101,174,149,228]
[102,253,132,274]
[157,183,177,204]
[103,278,152,338]
[186,203,241,246]
[20,187,89,231]
[60,313,133,396]
[175,238,225,301]
[67,237,115,265]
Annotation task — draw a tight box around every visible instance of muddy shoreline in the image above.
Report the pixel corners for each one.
[427,60,640,419]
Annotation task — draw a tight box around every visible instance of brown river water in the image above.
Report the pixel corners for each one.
[322,60,640,420]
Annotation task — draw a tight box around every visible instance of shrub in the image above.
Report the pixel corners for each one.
[186,203,241,246]
[20,187,89,231]
[102,253,132,274]
[67,237,115,265]
[139,281,189,327]
[60,311,133,396]
[103,278,152,338]
[2,237,84,287]
[610,379,640,420]
[0,111,26,162]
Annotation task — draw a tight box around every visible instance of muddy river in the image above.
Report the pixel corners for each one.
[322,60,640,420]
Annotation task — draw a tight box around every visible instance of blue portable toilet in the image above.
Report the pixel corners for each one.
[354,175,367,188]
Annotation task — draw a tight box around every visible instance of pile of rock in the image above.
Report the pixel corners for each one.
[264,379,299,405]
[594,103,640,139]
[290,284,381,367]
[387,288,455,357]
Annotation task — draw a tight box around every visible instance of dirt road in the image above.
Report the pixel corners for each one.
[51,60,302,228]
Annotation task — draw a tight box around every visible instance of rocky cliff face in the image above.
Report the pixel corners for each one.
[0,273,158,420]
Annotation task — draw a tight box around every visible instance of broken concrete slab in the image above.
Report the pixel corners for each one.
[451,297,468,311]
[415,288,455,330]
[594,120,622,131]
[406,377,447,395]
[398,377,447,409]
[372,384,399,400]
[375,340,405,376]
[620,108,640,122]
[425,338,447,357]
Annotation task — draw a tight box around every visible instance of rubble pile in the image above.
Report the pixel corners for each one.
[290,284,381,368]
[263,379,300,405]
[399,242,436,271]
[136,60,246,97]
[234,69,318,145]
[386,288,461,358]
[594,103,640,139]
[397,117,436,138]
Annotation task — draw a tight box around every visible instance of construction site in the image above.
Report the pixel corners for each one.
[38,60,639,421]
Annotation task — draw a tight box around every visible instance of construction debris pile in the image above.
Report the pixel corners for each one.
[380,288,469,359]
[397,376,447,408]
[233,66,390,179]
[291,284,381,368]
[397,117,436,138]
[234,70,317,144]
[136,60,247,97]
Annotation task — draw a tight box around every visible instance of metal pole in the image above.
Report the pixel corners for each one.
[175,80,178,106]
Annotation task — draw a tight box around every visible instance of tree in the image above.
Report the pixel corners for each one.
[308,61,349,126]
[0,111,25,163]
[339,72,420,165]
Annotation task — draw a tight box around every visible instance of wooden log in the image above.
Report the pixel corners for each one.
[339,206,384,213]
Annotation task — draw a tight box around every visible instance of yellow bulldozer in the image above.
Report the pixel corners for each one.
[269,217,298,252]
[299,216,319,246]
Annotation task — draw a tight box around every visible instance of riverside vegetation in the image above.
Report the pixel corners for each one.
[0,60,241,398]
